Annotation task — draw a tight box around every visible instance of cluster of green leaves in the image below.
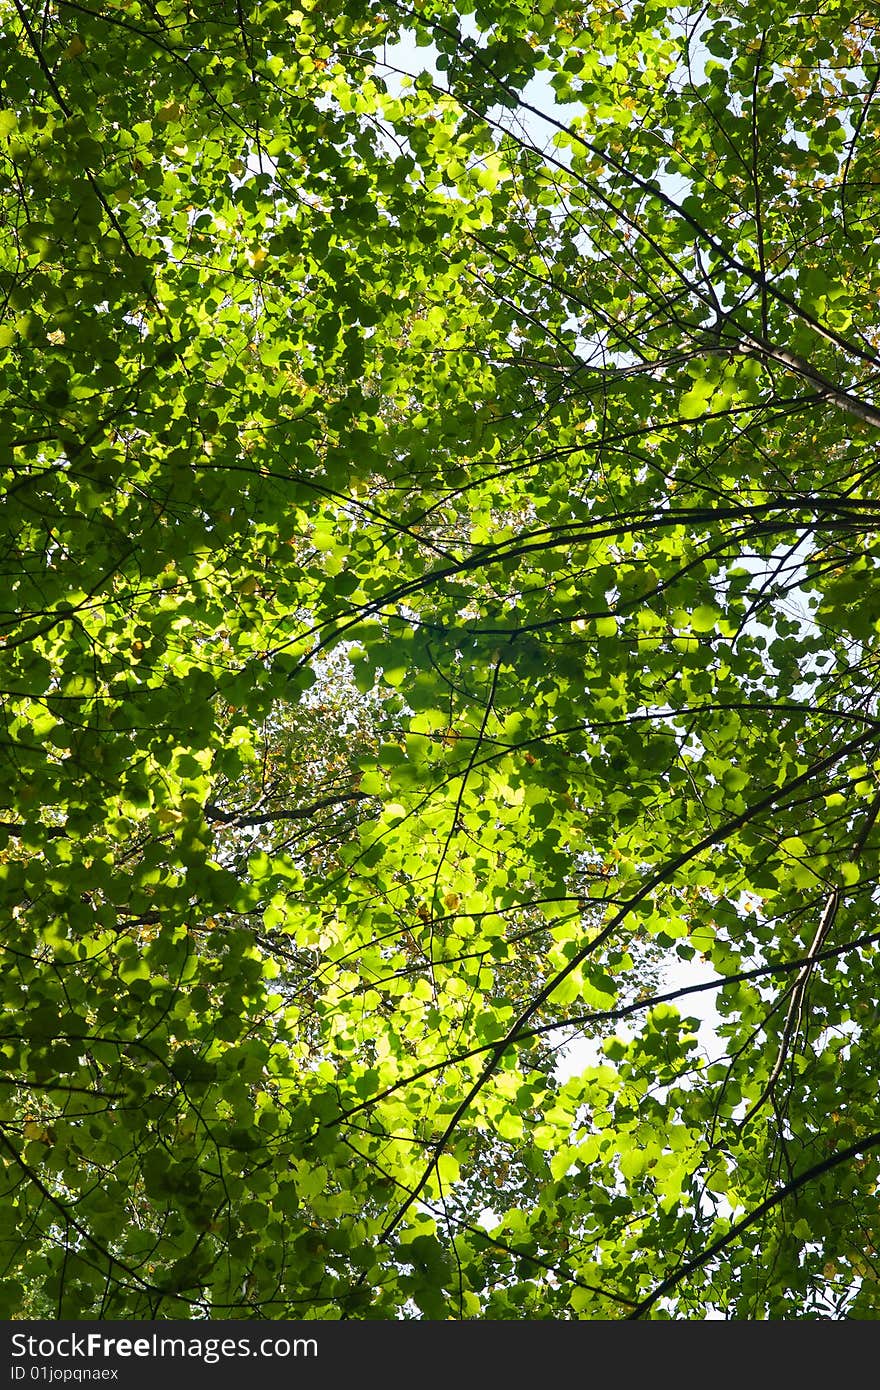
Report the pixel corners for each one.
[2,0,880,1319]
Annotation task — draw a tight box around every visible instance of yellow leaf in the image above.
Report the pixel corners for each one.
[62,35,86,61]
[155,101,183,125]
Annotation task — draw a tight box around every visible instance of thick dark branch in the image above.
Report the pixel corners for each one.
[0,821,69,839]
[732,331,880,430]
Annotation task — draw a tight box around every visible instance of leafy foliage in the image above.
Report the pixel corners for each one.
[2,0,880,1320]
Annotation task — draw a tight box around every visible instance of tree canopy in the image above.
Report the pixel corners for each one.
[2,0,880,1320]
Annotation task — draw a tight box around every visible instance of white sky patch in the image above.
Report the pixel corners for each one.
[553,945,724,1084]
